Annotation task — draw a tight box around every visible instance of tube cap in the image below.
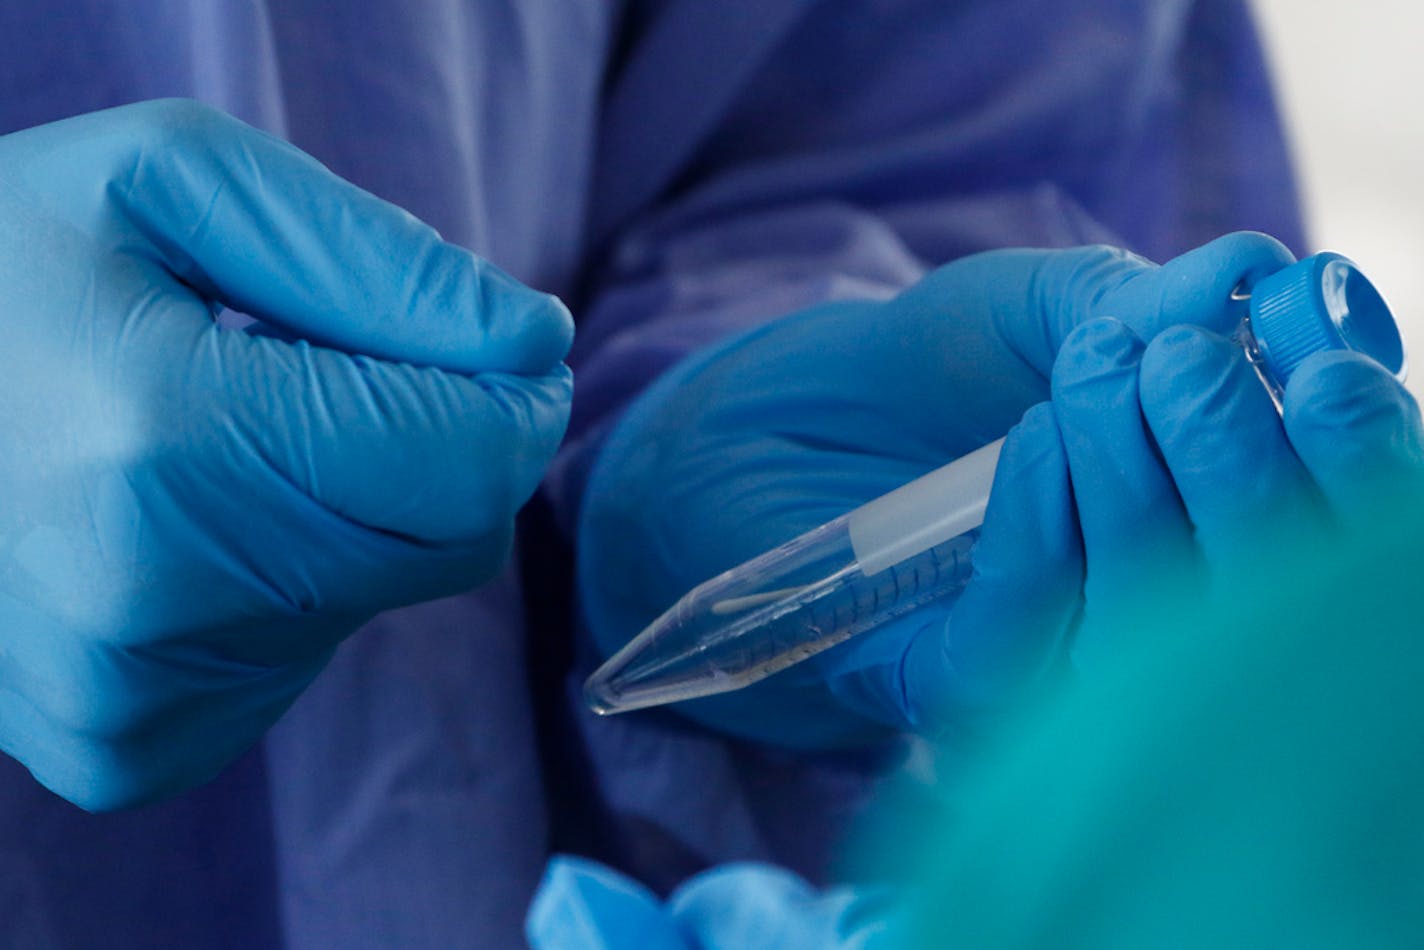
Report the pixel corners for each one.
[1250,252,1405,389]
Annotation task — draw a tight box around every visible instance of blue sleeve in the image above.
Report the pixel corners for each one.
[545,0,1304,531]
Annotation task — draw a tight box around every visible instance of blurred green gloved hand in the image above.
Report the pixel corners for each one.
[0,100,573,809]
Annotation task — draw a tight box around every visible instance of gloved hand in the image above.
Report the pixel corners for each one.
[526,856,899,950]
[579,232,1294,746]
[905,344,1424,949]
[0,100,573,809]
[1039,316,1322,675]
[1048,315,1422,666]
[526,857,689,950]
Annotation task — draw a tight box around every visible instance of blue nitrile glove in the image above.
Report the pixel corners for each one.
[905,337,1424,950]
[668,864,900,949]
[1044,317,1328,669]
[527,856,900,950]
[580,233,1294,747]
[0,100,573,810]
[1281,350,1424,529]
[1048,316,1423,668]
[526,856,690,950]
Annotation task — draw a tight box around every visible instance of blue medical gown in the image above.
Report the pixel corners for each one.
[0,1,1301,945]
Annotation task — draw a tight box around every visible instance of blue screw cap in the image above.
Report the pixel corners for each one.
[1250,252,1405,389]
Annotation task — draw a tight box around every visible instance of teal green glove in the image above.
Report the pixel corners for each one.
[0,100,573,809]
[580,233,1293,746]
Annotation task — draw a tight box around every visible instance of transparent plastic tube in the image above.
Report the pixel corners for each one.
[586,253,1405,715]
[584,443,997,714]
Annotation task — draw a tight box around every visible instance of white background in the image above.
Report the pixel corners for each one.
[1253,0,1423,395]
